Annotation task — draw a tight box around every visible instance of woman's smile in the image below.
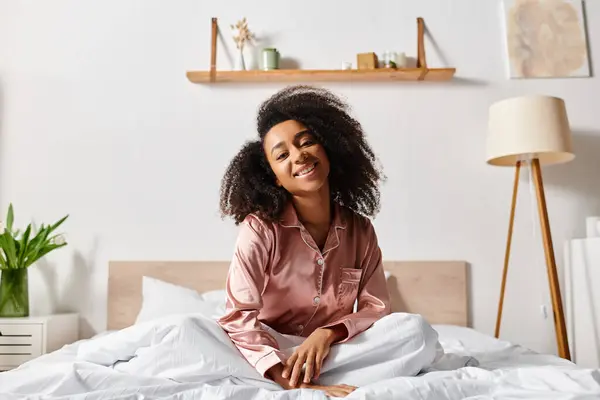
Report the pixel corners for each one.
[294,162,318,178]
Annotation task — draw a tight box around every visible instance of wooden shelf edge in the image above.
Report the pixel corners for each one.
[186,68,456,84]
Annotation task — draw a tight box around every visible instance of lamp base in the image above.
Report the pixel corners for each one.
[495,158,571,360]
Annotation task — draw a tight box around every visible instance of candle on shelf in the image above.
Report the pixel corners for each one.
[395,52,408,68]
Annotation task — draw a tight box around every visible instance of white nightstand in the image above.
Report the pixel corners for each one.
[0,313,79,371]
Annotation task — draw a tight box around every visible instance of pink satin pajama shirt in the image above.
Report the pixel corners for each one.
[217,203,391,376]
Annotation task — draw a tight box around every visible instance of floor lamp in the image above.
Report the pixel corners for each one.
[486,95,574,360]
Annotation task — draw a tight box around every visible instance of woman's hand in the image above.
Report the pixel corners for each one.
[266,360,357,398]
[282,325,347,387]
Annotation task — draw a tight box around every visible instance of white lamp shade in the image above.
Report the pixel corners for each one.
[487,95,574,166]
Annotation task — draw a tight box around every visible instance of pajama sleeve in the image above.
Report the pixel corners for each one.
[321,218,391,342]
[216,216,286,377]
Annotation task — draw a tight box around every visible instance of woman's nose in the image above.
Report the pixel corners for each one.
[294,150,309,163]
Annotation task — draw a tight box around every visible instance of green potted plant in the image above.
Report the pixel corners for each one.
[0,204,68,317]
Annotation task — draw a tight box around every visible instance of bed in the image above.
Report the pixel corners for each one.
[0,260,598,400]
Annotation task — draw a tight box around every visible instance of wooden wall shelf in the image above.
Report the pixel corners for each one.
[186,17,455,84]
[187,68,455,83]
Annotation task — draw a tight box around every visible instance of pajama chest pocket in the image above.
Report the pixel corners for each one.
[337,268,362,309]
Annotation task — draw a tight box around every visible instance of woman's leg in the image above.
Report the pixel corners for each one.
[314,313,442,387]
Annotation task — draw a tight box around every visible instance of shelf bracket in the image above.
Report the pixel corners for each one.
[210,17,218,82]
[416,17,429,81]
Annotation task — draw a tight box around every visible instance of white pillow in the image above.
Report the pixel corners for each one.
[135,276,226,324]
[136,271,389,325]
[201,289,227,304]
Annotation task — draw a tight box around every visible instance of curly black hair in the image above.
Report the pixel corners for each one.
[219,85,384,225]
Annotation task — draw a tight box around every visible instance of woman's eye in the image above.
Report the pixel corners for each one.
[301,140,314,147]
[276,152,288,160]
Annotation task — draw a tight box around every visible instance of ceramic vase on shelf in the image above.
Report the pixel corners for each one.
[0,268,29,317]
[261,48,280,70]
[235,47,246,71]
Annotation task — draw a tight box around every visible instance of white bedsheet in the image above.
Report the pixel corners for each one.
[1,314,599,400]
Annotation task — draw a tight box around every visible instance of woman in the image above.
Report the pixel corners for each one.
[217,86,436,397]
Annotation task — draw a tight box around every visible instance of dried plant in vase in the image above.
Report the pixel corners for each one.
[0,204,68,317]
[230,17,255,70]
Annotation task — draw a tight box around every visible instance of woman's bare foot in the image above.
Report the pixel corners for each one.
[301,383,357,397]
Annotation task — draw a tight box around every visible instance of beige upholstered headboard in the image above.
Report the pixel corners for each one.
[107,260,468,331]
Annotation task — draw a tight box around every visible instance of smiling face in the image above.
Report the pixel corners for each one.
[262,120,330,197]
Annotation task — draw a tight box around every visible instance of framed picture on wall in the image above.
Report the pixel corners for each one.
[501,0,591,79]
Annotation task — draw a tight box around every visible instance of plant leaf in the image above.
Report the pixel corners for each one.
[0,241,8,270]
[24,243,67,268]
[18,224,31,266]
[48,215,69,234]
[0,210,70,269]
[6,203,14,232]
[26,224,45,249]
[23,226,50,266]
[14,239,20,259]
[3,230,18,268]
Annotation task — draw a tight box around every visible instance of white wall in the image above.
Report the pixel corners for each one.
[1,0,599,356]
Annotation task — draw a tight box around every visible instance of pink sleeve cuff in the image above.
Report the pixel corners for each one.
[320,319,355,343]
[334,319,357,343]
[321,310,387,343]
[255,349,286,377]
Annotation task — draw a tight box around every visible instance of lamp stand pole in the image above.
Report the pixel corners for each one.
[494,158,571,361]
[494,160,521,339]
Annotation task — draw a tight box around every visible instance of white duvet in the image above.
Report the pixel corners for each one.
[1,313,599,400]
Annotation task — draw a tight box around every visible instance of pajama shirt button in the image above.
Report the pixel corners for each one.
[313,296,321,305]
[317,258,324,266]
